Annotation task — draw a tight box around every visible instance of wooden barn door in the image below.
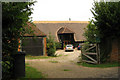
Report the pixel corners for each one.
[22,37,44,56]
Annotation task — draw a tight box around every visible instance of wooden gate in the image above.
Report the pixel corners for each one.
[81,44,100,64]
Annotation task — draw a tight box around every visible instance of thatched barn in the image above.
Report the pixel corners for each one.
[33,21,89,47]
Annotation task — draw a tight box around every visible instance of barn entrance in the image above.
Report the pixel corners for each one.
[57,27,75,48]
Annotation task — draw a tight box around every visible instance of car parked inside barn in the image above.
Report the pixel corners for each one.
[65,44,74,52]
[77,43,81,50]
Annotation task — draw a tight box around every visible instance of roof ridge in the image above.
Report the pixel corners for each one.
[33,21,89,23]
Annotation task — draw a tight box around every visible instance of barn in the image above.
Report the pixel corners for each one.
[33,21,89,48]
[22,22,47,56]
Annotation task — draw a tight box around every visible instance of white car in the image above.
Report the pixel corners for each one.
[65,44,74,52]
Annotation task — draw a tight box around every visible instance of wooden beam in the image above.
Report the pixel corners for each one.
[85,45,96,52]
[44,37,47,56]
[82,60,97,64]
[84,53,97,55]
[82,53,97,63]
[98,44,100,64]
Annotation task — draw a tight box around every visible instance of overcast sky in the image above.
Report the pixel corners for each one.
[30,0,94,21]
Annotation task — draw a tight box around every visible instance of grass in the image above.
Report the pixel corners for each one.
[18,63,45,80]
[25,55,54,59]
[78,62,120,68]
[57,54,63,57]
[64,55,69,56]
[49,61,59,63]
[63,69,71,71]
[25,65,45,78]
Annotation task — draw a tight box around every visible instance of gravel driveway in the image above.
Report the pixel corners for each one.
[25,49,119,78]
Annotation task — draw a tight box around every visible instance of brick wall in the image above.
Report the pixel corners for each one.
[110,38,120,62]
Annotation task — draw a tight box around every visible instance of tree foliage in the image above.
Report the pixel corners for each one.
[84,20,100,43]
[2,2,35,79]
[2,2,35,55]
[91,1,120,39]
[84,1,120,63]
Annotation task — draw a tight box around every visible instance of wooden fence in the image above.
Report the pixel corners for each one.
[81,44,100,64]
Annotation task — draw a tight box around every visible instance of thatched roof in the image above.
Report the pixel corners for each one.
[57,27,75,34]
[24,22,46,37]
[33,21,89,41]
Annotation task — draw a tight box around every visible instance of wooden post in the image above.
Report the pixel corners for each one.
[43,37,47,56]
[96,43,100,64]
[64,41,65,50]
[96,43,98,64]
[98,44,100,64]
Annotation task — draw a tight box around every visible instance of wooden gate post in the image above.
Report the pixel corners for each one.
[96,43,100,64]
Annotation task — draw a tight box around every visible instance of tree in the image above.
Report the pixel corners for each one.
[91,1,120,39]
[2,2,35,79]
[84,1,120,63]
[84,19,100,43]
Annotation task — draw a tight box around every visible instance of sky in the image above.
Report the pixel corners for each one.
[30,0,94,21]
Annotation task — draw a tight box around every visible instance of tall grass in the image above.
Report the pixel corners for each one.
[78,62,120,68]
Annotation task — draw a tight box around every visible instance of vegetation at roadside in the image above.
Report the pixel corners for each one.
[2,2,35,79]
[56,54,63,57]
[25,53,63,60]
[49,61,59,63]
[25,64,45,78]
[63,69,71,71]
[46,33,56,56]
[82,1,120,63]
[64,55,69,56]
[46,33,62,57]
[78,62,120,68]
[18,63,45,79]
[25,55,54,59]
[84,20,100,43]
[55,41,62,49]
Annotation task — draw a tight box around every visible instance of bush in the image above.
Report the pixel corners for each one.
[46,34,56,56]
[55,42,62,49]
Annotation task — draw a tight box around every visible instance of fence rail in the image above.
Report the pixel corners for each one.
[81,43,100,64]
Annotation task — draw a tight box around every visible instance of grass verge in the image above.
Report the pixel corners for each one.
[64,55,68,56]
[78,62,120,68]
[18,63,45,80]
[25,55,54,59]
[25,65,45,78]
[49,61,59,63]
[57,54,63,57]
[63,69,71,71]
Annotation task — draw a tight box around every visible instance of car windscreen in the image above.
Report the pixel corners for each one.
[66,45,72,47]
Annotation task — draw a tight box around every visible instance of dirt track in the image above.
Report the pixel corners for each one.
[25,50,119,78]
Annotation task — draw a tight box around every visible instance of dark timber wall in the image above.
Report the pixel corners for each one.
[22,37,44,56]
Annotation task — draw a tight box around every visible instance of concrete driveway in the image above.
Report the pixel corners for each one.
[25,49,119,78]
